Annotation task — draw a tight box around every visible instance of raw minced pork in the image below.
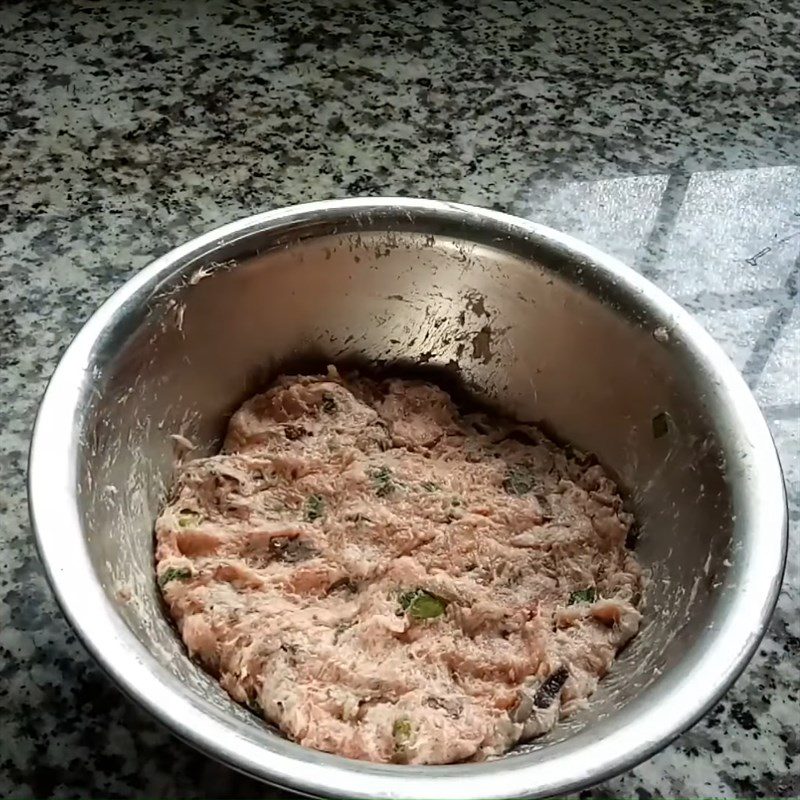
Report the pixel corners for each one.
[155,367,644,764]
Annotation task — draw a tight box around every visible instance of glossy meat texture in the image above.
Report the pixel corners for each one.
[155,368,644,764]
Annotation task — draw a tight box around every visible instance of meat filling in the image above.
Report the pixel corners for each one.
[155,367,644,764]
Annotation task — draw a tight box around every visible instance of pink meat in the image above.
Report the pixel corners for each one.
[155,366,644,764]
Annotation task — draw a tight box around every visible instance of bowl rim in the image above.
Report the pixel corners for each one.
[29,197,788,799]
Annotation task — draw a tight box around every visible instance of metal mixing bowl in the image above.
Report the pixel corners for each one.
[30,198,787,799]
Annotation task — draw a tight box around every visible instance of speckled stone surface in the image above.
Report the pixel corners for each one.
[1,1,798,797]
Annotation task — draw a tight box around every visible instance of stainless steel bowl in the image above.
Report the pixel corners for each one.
[30,198,787,799]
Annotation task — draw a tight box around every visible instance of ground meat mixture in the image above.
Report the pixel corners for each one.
[155,367,644,764]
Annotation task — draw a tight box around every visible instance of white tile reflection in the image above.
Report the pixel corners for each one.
[767,416,799,596]
[689,304,775,374]
[755,307,800,407]
[655,165,800,297]
[518,174,669,266]
[516,164,799,416]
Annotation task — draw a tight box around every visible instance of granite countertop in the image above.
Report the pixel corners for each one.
[1,0,797,797]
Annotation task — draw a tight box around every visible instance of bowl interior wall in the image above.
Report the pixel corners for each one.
[78,221,735,754]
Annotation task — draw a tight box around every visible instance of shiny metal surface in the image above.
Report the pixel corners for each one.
[29,198,787,800]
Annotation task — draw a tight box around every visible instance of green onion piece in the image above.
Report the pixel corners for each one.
[159,567,192,587]
[304,494,325,522]
[503,467,536,496]
[393,718,412,744]
[372,466,395,497]
[399,589,447,620]
[321,393,337,413]
[568,587,597,605]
